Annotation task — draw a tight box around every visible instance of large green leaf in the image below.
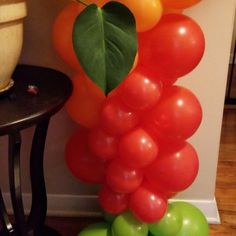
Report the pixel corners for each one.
[72,2,137,94]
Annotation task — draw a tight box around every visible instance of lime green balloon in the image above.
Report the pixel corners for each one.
[78,222,111,236]
[103,211,117,224]
[149,203,182,236]
[173,202,209,236]
[112,211,149,236]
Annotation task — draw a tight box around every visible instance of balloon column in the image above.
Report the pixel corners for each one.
[53,0,209,235]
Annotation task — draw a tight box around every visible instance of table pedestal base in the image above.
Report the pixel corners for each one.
[0,225,61,236]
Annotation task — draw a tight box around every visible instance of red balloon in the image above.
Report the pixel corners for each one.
[119,128,158,169]
[100,96,139,135]
[99,185,129,214]
[143,86,202,142]
[65,128,106,184]
[136,58,178,87]
[143,179,177,199]
[138,14,205,80]
[129,184,167,223]
[119,66,163,110]
[145,142,199,192]
[88,128,118,161]
[106,160,143,194]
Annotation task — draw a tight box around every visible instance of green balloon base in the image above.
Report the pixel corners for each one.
[78,202,209,236]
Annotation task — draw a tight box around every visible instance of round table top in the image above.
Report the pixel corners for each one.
[0,64,72,135]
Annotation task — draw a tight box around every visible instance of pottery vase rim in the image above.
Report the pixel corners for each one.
[0,0,27,23]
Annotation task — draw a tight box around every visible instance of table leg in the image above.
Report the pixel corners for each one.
[0,190,14,235]
[0,132,27,236]
[8,132,28,235]
[27,119,61,236]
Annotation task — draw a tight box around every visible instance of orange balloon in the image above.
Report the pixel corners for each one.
[52,2,84,71]
[65,71,105,128]
[103,0,163,32]
[161,0,201,9]
[163,8,183,14]
[52,1,110,71]
[86,0,105,5]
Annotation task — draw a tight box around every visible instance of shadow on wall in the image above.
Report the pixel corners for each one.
[20,0,73,75]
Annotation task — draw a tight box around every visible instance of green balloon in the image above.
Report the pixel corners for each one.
[112,211,149,236]
[103,211,117,224]
[149,203,182,236]
[78,222,111,236]
[173,202,209,236]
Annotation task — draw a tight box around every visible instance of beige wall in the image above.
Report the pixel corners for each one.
[0,0,235,215]
[231,8,236,54]
[177,0,236,199]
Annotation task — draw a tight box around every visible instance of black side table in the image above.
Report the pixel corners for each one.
[0,65,72,236]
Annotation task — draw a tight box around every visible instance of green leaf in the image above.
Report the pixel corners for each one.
[73,2,137,94]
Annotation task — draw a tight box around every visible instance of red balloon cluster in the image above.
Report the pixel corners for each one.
[59,1,205,225]
[65,53,203,223]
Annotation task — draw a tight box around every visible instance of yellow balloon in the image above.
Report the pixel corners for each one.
[103,0,163,32]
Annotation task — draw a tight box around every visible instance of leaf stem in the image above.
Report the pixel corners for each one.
[73,0,88,6]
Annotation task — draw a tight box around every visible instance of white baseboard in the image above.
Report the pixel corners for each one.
[2,193,220,224]
[169,198,220,224]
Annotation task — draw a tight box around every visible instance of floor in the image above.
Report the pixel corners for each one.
[209,108,236,235]
[44,108,236,236]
